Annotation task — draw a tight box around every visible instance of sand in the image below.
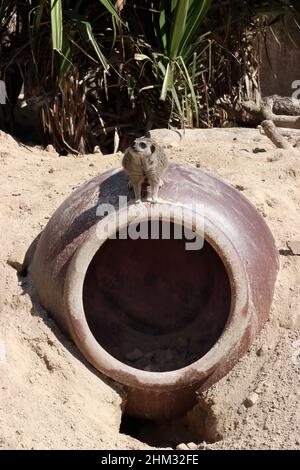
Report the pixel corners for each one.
[0,128,299,450]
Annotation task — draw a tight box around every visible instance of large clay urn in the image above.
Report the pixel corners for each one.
[30,163,279,421]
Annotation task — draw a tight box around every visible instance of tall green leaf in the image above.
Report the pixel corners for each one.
[98,0,125,24]
[160,61,173,101]
[169,0,189,58]
[79,20,109,71]
[50,0,63,52]
[179,0,213,59]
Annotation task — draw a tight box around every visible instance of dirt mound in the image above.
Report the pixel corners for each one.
[0,129,299,449]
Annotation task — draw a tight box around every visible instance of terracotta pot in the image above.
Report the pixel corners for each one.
[30,163,279,421]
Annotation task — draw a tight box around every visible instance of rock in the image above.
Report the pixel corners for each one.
[186,442,198,450]
[198,441,208,450]
[244,392,259,408]
[234,184,246,191]
[7,246,28,272]
[176,443,189,451]
[287,240,300,255]
[256,346,266,357]
[94,145,103,155]
[48,168,55,174]
[89,163,95,167]
[149,129,182,148]
[125,348,143,361]
[45,144,56,153]
[253,147,267,153]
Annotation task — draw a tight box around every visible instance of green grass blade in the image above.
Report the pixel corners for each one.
[179,0,212,59]
[50,0,63,52]
[34,0,45,33]
[178,56,199,127]
[159,61,173,101]
[79,20,109,71]
[59,40,73,79]
[169,0,189,58]
[171,85,183,123]
[98,0,125,25]
[159,8,167,52]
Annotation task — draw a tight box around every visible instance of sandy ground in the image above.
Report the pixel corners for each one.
[0,128,299,450]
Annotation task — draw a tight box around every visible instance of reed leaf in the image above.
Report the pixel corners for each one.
[50,0,63,52]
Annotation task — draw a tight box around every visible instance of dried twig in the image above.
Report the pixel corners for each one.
[243,98,300,149]
[261,120,292,149]
[242,98,300,129]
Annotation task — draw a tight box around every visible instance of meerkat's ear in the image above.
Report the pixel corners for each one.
[150,144,155,153]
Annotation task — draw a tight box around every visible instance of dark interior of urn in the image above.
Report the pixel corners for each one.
[83,222,231,372]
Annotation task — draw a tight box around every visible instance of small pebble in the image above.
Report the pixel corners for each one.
[94,146,103,155]
[45,144,56,153]
[48,168,55,174]
[125,348,143,361]
[244,392,259,408]
[235,184,246,191]
[253,147,267,154]
[186,442,197,450]
[256,347,266,357]
[198,441,208,450]
[176,443,189,451]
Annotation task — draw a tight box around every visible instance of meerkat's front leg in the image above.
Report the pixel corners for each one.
[131,177,144,202]
[149,176,160,203]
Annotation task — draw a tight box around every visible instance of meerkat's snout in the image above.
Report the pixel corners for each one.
[131,138,153,155]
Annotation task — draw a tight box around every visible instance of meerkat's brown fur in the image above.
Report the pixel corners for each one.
[122,137,168,202]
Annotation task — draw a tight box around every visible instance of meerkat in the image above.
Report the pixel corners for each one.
[122,137,168,203]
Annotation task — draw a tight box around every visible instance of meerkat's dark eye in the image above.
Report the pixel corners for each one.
[150,144,155,153]
[139,142,147,149]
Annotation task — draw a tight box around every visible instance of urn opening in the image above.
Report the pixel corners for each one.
[82,221,231,372]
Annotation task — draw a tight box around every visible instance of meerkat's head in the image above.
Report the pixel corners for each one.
[130,137,156,157]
